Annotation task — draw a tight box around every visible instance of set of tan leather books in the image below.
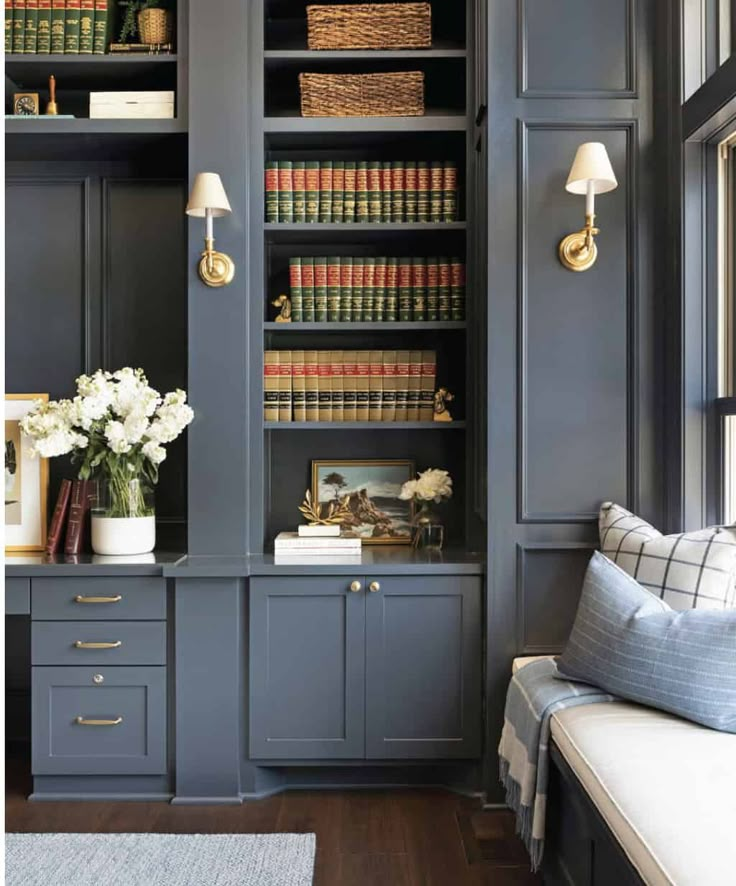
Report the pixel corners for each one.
[264,350,437,423]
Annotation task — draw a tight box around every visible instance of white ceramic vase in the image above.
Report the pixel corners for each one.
[91,515,156,556]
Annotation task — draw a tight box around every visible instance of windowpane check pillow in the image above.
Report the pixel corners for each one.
[558,551,736,733]
[599,502,736,610]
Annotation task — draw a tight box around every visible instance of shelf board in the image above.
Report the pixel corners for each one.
[264,44,466,61]
[263,321,467,332]
[5,117,184,135]
[6,53,177,64]
[264,111,467,133]
[265,421,466,430]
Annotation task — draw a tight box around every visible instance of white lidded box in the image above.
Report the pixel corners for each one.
[89,91,175,119]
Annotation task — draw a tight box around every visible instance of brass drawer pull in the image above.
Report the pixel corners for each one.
[369,581,381,593]
[349,581,362,593]
[74,641,122,650]
[75,716,123,726]
[74,595,122,604]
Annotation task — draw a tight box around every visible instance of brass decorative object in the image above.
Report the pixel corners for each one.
[46,75,58,115]
[272,294,292,322]
[433,387,454,422]
[298,489,352,526]
[185,173,236,289]
[198,243,236,288]
[558,216,598,272]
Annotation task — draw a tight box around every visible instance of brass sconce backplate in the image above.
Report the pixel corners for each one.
[558,229,598,272]
[198,247,236,288]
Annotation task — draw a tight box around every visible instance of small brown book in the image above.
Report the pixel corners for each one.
[64,479,96,556]
[46,479,72,556]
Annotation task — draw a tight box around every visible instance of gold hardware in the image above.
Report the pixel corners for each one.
[369,581,381,593]
[558,213,599,272]
[74,595,122,604]
[74,641,122,649]
[93,674,104,684]
[75,716,123,726]
[349,580,362,593]
[46,74,58,115]
[198,236,236,288]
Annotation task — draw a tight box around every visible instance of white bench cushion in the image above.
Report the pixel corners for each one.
[551,702,736,886]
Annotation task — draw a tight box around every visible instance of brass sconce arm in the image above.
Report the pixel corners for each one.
[559,213,600,272]
[199,235,235,288]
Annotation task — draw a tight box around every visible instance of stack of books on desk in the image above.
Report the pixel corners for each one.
[274,530,362,565]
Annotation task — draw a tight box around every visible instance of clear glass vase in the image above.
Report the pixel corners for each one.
[412,503,445,551]
[91,475,156,556]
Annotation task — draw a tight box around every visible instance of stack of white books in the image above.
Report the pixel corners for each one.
[274,530,362,565]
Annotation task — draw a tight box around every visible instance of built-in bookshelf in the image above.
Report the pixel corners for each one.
[252,0,480,553]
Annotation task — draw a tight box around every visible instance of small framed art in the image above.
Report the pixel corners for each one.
[311,459,415,544]
[5,394,49,552]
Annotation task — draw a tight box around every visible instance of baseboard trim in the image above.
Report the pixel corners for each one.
[29,792,173,803]
[170,796,243,806]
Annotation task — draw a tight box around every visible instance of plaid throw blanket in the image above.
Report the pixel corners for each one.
[498,658,615,870]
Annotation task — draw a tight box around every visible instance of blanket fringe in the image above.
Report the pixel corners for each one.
[499,757,543,872]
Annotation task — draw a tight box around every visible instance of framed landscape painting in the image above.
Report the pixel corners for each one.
[312,459,415,544]
[5,394,48,552]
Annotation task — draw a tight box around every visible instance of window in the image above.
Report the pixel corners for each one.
[718,134,736,523]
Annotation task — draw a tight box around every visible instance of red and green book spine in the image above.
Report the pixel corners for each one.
[451,257,465,320]
[327,256,341,322]
[411,257,427,321]
[339,257,353,322]
[92,0,108,53]
[426,258,440,321]
[314,256,328,322]
[417,161,430,222]
[356,161,369,222]
[363,257,376,322]
[36,0,50,51]
[23,0,37,52]
[289,257,303,322]
[305,161,320,223]
[12,0,26,53]
[344,161,356,223]
[391,161,405,223]
[5,0,12,52]
[292,161,306,222]
[278,161,293,223]
[331,161,345,223]
[352,257,364,321]
[265,161,279,222]
[386,257,399,322]
[367,161,382,223]
[318,161,333,223]
[430,161,444,222]
[50,0,64,52]
[79,0,94,52]
[301,257,315,322]
[64,0,81,53]
[398,258,412,321]
[405,161,418,222]
[381,162,392,223]
[374,257,387,322]
[443,161,458,222]
[438,256,451,321]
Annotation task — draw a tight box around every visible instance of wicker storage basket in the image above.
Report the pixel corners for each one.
[307,3,431,50]
[299,71,425,117]
[138,8,171,44]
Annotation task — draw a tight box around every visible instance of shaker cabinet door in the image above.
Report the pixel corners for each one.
[365,576,482,759]
[249,576,366,760]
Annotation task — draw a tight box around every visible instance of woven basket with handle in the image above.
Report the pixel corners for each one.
[299,71,425,117]
[307,3,431,50]
[138,8,170,44]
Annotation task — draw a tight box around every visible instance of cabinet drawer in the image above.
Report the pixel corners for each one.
[32,621,166,666]
[32,577,166,620]
[32,666,166,775]
[6,577,30,615]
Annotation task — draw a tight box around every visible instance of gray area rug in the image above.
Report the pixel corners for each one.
[6,833,316,886]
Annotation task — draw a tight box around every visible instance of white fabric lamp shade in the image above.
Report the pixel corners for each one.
[186,172,232,218]
[565,143,617,195]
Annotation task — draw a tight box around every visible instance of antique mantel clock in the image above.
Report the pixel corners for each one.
[13,93,40,116]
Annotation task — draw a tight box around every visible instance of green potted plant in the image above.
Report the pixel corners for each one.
[118,0,170,45]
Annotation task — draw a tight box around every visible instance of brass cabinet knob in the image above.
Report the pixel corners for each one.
[349,580,362,593]
[369,581,381,593]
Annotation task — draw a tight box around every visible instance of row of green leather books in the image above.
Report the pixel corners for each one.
[284,256,466,323]
[5,0,108,54]
[265,160,459,224]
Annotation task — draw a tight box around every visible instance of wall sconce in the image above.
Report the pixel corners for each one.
[185,172,235,288]
[558,142,617,272]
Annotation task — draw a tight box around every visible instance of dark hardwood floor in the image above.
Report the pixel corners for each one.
[6,756,540,885]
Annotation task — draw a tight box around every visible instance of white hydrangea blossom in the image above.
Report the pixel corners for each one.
[399,468,453,503]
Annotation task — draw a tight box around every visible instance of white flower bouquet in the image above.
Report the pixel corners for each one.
[20,368,193,520]
[399,468,453,504]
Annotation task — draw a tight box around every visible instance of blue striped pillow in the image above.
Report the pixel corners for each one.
[558,551,736,733]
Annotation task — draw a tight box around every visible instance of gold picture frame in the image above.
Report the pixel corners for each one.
[311,459,415,545]
[5,394,49,553]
